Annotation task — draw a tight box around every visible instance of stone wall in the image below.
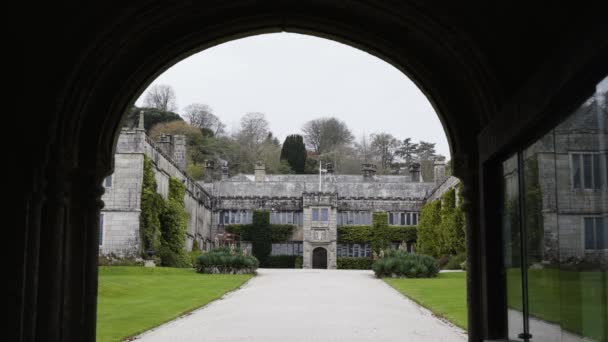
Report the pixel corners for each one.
[100,129,213,255]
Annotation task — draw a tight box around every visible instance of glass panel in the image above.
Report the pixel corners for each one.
[389,213,394,225]
[597,218,605,249]
[413,213,418,226]
[523,131,561,341]
[312,208,319,221]
[502,153,524,341]
[321,208,328,222]
[99,214,104,245]
[406,213,411,226]
[572,154,582,189]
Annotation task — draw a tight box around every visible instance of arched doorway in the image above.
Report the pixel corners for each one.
[312,247,327,269]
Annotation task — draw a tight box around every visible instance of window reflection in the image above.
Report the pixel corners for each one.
[503,76,607,342]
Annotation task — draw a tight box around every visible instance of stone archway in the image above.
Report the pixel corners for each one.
[312,247,328,269]
[16,2,608,342]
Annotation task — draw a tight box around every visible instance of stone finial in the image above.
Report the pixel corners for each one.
[254,161,266,182]
[138,111,145,130]
[204,160,215,183]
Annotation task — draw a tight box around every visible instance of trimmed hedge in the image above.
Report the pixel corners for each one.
[337,257,374,269]
[265,255,299,268]
[225,224,295,242]
[372,249,439,278]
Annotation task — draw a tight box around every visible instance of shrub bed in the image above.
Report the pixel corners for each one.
[196,247,259,274]
[444,252,467,270]
[337,257,374,269]
[372,250,439,278]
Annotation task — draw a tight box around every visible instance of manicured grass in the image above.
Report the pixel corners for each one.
[506,268,607,341]
[386,269,607,342]
[97,266,253,342]
[384,272,468,330]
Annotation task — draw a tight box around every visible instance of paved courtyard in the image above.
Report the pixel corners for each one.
[134,269,467,342]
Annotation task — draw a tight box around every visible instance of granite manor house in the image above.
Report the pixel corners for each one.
[100,99,607,268]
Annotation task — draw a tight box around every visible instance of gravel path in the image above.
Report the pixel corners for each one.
[134,269,467,342]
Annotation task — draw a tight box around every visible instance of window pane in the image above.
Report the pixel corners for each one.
[572,154,582,189]
[593,154,602,189]
[413,213,418,226]
[321,208,328,221]
[585,218,595,250]
[389,213,394,225]
[337,213,342,226]
[312,208,319,221]
[597,218,606,249]
[583,154,593,188]
[401,213,405,225]
[406,213,411,226]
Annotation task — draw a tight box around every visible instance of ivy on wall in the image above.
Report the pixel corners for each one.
[139,156,190,266]
[225,223,295,242]
[416,186,466,258]
[139,156,162,258]
[337,212,417,253]
[158,177,190,267]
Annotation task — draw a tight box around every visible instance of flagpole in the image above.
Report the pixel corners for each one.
[319,159,322,192]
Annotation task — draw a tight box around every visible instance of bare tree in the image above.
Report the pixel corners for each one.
[143,84,177,112]
[302,117,354,154]
[235,112,270,171]
[370,132,400,173]
[184,103,225,136]
[356,134,373,163]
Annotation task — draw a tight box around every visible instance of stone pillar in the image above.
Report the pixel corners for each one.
[156,134,172,157]
[204,160,214,183]
[434,160,447,185]
[171,134,186,171]
[254,161,266,182]
[137,110,145,130]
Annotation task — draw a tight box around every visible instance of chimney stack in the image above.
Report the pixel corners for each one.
[221,164,230,180]
[204,160,215,183]
[171,135,186,171]
[254,161,266,182]
[434,160,447,186]
[409,163,421,182]
[361,163,377,181]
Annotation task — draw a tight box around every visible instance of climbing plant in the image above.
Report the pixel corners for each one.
[417,186,466,258]
[225,223,294,242]
[158,177,190,267]
[337,212,416,253]
[139,156,162,258]
[250,210,272,266]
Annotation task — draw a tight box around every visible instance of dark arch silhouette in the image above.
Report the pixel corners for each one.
[312,247,328,269]
[16,2,608,342]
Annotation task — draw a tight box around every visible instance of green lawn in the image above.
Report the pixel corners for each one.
[386,270,607,341]
[97,266,253,342]
[506,268,607,341]
[384,272,468,330]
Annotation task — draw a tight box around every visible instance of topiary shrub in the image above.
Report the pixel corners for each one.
[372,250,439,278]
[337,257,374,269]
[196,247,259,274]
[444,252,467,270]
[294,256,303,269]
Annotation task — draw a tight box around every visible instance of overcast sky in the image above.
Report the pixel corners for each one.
[136,33,450,158]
